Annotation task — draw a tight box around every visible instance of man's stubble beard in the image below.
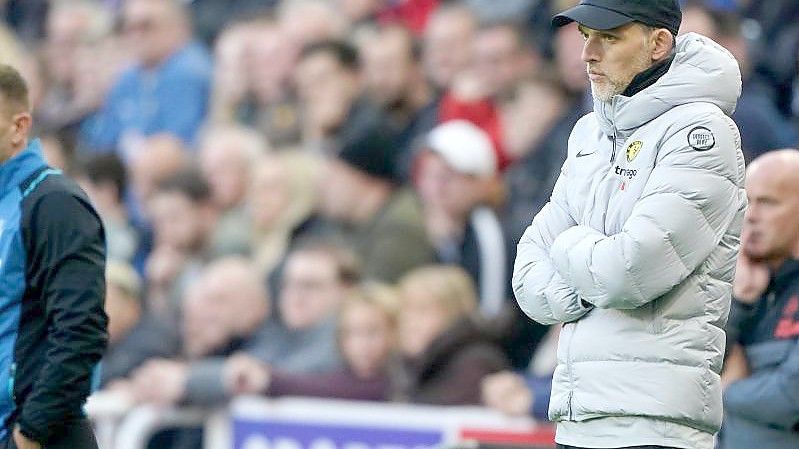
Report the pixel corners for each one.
[590,45,654,103]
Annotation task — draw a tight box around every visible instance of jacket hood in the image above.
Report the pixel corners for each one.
[595,32,742,137]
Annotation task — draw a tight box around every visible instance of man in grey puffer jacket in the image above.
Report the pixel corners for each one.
[512,1,747,448]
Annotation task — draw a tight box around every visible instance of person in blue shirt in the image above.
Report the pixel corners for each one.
[80,0,212,155]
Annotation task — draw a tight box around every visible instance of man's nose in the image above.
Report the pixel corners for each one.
[581,37,601,63]
[744,205,757,223]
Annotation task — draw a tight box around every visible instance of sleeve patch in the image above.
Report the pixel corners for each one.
[687,126,716,151]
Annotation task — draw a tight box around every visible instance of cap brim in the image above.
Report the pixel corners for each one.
[553,4,635,30]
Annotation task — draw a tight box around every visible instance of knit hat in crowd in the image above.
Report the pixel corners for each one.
[426,120,497,177]
[337,126,398,182]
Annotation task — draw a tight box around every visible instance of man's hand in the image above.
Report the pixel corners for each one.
[481,371,534,417]
[145,246,187,289]
[13,425,41,449]
[722,343,750,389]
[223,354,271,396]
[131,359,188,405]
[733,230,770,304]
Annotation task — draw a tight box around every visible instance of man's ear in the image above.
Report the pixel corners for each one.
[10,112,32,147]
[651,28,674,62]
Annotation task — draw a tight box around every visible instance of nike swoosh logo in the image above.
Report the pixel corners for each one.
[576,149,597,158]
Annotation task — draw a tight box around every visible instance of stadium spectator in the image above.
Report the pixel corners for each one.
[422,4,477,91]
[722,149,799,449]
[211,20,303,147]
[416,120,507,315]
[74,153,140,263]
[224,282,399,401]
[396,265,509,405]
[316,119,435,283]
[242,20,302,147]
[294,40,395,156]
[421,5,515,170]
[127,136,190,203]
[102,262,142,365]
[100,261,180,388]
[514,1,746,447]
[144,169,219,315]
[198,124,267,257]
[80,0,212,153]
[153,242,356,406]
[126,133,191,235]
[360,25,439,181]
[208,22,251,125]
[472,22,537,102]
[129,257,270,406]
[249,152,322,277]
[69,33,129,155]
[501,73,574,248]
[37,0,114,148]
[417,117,541,368]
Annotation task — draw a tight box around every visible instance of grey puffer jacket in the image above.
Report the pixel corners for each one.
[513,33,746,434]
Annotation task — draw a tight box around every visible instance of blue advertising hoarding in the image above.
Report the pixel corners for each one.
[233,418,445,449]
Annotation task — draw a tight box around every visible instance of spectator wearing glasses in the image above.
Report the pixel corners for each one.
[80,0,212,154]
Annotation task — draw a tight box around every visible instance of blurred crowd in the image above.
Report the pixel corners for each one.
[2,0,799,447]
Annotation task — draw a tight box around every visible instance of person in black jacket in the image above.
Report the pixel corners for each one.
[0,64,107,449]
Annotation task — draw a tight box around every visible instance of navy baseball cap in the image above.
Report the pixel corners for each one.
[553,0,682,36]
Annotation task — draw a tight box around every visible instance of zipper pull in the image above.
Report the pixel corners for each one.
[610,134,617,164]
[568,390,574,420]
[8,362,15,401]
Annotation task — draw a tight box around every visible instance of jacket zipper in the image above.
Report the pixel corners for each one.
[610,134,617,164]
[7,362,15,402]
[609,97,619,164]
[565,320,579,420]
[610,134,616,165]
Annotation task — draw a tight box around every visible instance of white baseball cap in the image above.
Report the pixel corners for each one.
[426,120,497,177]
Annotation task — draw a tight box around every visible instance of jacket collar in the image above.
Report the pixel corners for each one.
[0,139,47,196]
[621,54,674,98]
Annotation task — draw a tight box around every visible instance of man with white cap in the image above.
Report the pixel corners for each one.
[416,120,507,317]
[512,1,747,448]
